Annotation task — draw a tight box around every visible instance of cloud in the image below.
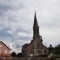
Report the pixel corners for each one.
[0,0,60,53]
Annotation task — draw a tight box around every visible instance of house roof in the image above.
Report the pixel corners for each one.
[0,41,11,50]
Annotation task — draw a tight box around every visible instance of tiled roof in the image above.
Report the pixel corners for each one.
[0,41,11,50]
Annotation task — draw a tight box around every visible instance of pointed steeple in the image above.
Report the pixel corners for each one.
[33,12,39,39]
[33,12,38,27]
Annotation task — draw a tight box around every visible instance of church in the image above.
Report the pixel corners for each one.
[22,12,48,57]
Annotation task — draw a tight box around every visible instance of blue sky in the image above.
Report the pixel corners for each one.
[0,0,60,53]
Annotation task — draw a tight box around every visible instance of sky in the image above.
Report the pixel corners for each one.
[0,0,60,53]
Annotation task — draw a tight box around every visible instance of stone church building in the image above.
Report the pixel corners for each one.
[22,12,48,57]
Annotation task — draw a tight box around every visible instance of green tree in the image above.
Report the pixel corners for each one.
[54,44,60,55]
[11,52,16,57]
[48,44,54,54]
[17,53,22,57]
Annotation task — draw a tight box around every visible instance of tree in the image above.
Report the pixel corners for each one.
[48,44,54,54]
[11,52,16,57]
[17,53,22,57]
[54,44,60,55]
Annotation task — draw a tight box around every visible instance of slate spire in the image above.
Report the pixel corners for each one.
[33,12,39,39]
[33,12,38,27]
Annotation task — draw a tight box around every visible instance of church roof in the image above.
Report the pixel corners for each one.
[22,44,28,48]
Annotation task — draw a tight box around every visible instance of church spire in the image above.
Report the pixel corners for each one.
[33,12,38,27]
[33,12,39,39]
